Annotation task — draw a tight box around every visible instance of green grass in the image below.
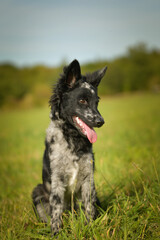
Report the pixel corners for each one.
[0,93,160,239]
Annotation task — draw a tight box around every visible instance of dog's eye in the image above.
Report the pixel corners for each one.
[79,99,88,105]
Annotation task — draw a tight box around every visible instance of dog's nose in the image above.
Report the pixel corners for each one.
[95,115,105,127]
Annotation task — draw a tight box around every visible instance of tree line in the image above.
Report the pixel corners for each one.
[0,43,160,108]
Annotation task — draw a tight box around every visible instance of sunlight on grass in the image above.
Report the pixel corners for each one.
[0,93,160,239]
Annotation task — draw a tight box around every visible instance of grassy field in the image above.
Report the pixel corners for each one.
[0,93,160,239]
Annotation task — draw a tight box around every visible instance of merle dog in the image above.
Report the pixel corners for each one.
[32,60,107,234]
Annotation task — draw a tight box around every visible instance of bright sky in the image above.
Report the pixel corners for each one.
[0,0,160,66]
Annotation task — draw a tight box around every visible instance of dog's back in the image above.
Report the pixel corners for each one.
[32,60,107,234]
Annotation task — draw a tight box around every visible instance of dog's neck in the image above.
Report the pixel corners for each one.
[49,111,92,157]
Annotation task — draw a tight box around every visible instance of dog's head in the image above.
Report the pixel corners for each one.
[50,59,107,143]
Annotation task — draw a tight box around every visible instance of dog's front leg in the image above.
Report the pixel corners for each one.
[81,172,97,222]
[49,175,65,235]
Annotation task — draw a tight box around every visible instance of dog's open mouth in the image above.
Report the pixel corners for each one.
[73,116,97,143]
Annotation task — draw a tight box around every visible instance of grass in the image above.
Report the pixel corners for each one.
[0,92,160,239]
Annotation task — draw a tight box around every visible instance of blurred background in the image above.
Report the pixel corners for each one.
[0,0,160,109]
[1,2,160,238]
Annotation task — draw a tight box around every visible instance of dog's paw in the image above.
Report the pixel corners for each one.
[50,220,62,237]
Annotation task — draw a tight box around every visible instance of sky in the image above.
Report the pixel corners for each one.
[0,0,160,66]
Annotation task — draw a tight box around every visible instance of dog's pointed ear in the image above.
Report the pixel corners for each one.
[65,59,81,88]
[88,66,107,88]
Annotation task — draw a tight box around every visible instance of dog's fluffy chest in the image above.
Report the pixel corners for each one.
[46,120,93,192]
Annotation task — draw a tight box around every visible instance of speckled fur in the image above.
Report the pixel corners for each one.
[32,60,107,234]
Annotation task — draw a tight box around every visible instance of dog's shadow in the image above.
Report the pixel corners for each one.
[97,182,123,213]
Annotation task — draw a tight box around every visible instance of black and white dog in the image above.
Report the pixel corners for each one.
[32,60,107,234]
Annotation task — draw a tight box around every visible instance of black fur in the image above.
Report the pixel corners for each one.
[32,59,107,234]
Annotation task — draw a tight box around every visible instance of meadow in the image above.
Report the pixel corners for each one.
[0,93,160,239]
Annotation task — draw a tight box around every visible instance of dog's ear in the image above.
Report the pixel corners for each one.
[88,66,107,88]
[65,59,81,88]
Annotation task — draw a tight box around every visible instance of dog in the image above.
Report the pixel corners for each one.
[32,59,107,234]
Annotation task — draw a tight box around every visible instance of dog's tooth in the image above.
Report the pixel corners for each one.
[76,117,79,123]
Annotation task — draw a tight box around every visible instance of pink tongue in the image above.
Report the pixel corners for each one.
[81,121,97,143]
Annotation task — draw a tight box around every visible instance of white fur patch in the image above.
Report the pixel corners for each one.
[84,108,94,119]
[81,82,95,94]
[69,161,79,192]
[45,182,51,192]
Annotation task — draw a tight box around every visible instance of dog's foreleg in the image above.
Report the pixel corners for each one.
[49,175,65,235]
[81,172,97,222]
